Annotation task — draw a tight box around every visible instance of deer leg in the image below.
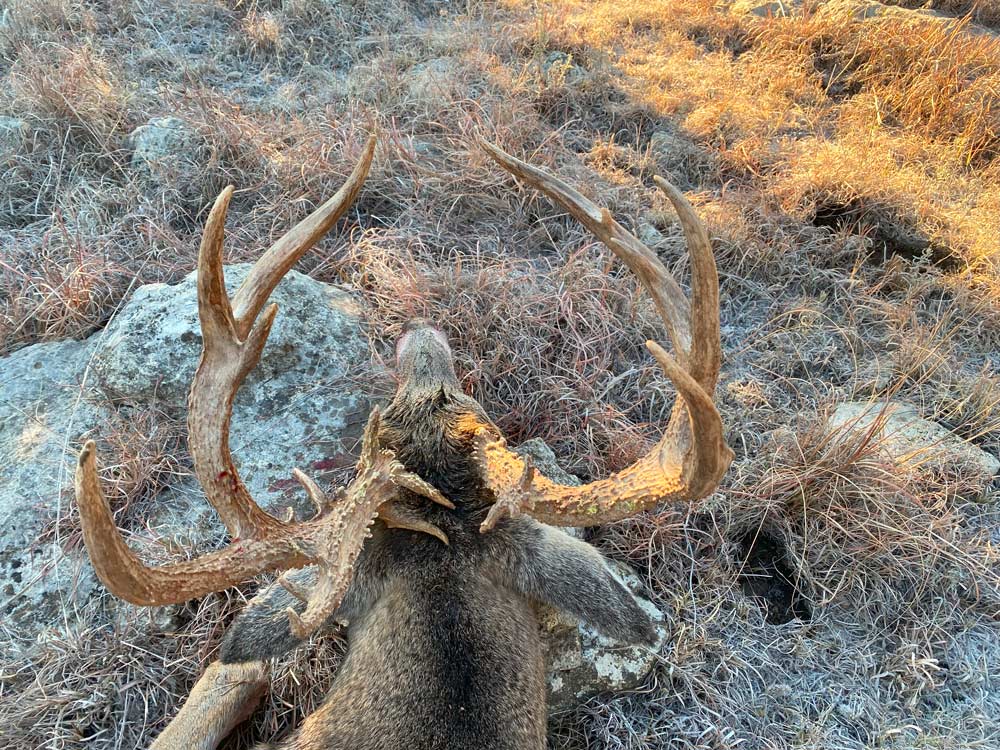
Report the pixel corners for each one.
[150,660,268,750]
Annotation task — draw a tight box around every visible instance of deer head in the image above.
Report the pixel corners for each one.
[74,135,732,658]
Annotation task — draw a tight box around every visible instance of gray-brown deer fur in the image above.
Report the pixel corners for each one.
[214,322,657,749]
[73,138,732,750]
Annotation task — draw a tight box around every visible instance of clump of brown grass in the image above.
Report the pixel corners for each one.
[7,45,133,148]
[325,229,669,478]
[754,5,1000,165]
[0,240,126,354]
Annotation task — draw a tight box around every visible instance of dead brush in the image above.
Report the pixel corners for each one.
[6,44,134,150]
[0,240,126,355]
[756,408,999,628]
[326,231,671,478]
[750,5,1000,165]
[44,406,190,553]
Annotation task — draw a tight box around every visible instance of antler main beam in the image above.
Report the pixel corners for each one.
[476,142,733,529]
[190,136,377,542]
[75,136,453,638]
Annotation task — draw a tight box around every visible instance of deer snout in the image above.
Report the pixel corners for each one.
[395,320,458,390]
[396,320,451,360]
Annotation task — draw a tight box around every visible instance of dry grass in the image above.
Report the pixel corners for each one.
[1,0,999,747]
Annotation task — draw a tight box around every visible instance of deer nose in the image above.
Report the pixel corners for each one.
[402,318,437,333]
[396,320,451,361]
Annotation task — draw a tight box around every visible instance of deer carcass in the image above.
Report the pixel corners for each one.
[73,136,733,749]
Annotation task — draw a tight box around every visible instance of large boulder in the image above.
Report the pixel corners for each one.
[0,339,104,635]
[89,264,374,517]
[0,267,373,639]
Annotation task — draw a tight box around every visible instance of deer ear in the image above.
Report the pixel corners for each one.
[488,519,660,646]
[220,558,383,663]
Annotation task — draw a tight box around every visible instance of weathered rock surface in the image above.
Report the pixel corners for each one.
[542,562,669,711]
[90,264,373,516]
[0,339,102,634]
[827,401,999,480]
[405,57,462,102]
[126,116,209,203]
[1,267,373,639]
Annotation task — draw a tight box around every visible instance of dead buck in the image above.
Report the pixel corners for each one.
[74,136,733,749]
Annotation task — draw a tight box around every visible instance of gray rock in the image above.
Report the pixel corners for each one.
[514,438,668,709]
[515,437,582,487]
[0,116,27,158]
[405,57,461,102]
[1,269,373,640]
[90,263,374,514]
[827,401,999,480]
[542,562,668,711]
[126,116,209,204]
[0,339,104,636]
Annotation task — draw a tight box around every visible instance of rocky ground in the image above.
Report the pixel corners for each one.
[1,0,998,748]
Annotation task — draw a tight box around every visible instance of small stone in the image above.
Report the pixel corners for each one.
[515,438,582,487]
[405,57,462,103]
[126,116,209,205]
[0,116,27,158]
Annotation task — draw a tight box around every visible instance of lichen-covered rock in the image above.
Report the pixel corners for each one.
[1,269,373,639]
[542,563,669,711]
[90,263,373,515]
[0,339,104,634]
[515,438,669,710]
[126,116,210,204]
[827,401,999,481]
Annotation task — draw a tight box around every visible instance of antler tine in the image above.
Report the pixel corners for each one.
[475,141,733,529]
[479,139,694,370]
[73,137,428,617]
[231,135,377,338]
[75,441,311,605]
[653,175,720,391]
[188,136,377,542]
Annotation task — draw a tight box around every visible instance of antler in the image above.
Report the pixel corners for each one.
[476,141,733,530]
[75,136,453,638]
